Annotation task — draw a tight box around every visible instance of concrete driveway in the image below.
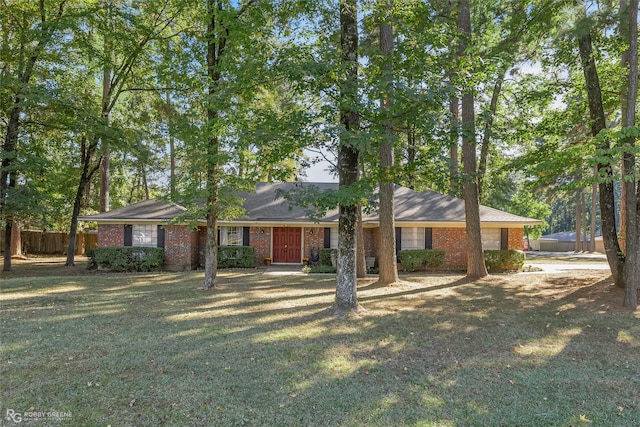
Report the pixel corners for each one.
[523,251,610,273]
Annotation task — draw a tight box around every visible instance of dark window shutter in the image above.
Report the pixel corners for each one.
[395,227,402,254]
[243,227,250,246]
[157,225,165,249]
[501,228,509,250]
[324,228,331,248]
[217,227,220,246]
[124,225,132,246]
[425,228,433,249]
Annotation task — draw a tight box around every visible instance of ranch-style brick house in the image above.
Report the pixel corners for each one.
[79,182,542,271]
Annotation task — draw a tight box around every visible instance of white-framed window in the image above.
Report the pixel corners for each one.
[330,227,338,249]
[220,226,243,246]
[401,227,425,250]
[132,225,157,247]
[482,228,501,250]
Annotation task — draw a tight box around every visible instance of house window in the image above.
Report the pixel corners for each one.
[132,225,157,247]
[482,228,501,250]
[400,227,425,250]
[220,226,243,246]
[330,227,339,249]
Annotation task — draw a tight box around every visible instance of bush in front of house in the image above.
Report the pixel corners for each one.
[309,265,337,274]
[319,248,337,266]
[88,247,164,272]
[218,246,255,268]
[397,249,446,272]
[86,248,97,269]
[484,249,525,272]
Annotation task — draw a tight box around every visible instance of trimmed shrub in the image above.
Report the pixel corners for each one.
[319,248,337,266]
[484,249,525,272]
[89,247,164,272]
[397,249,446,272]
[309,265,337,274]
[218,246,255,268]
[85,249,97,270]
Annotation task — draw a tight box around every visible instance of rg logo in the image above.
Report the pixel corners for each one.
[5,409,22,423]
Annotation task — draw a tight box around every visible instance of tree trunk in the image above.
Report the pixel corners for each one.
[164,92,177,200]
[203,0,225,290]
[1,106,20,271]
[449,97,459,197]
[356,205,366,278]
[477,71,504,200]
[621,0,638,309]
[457,0,487,279]
[575,191,582,252]
[66,136,102,266]
[334,0,360,313]
[590,169,597,252]
[204,182,219,290]
[99,78,112,212]
[10,222,21,257]
[141,164,149,200]
[170,129,176,199]
[99,4,113,213]
[377,6,399,286]
[99,148,110,212]
[576,2,625,287]
[581,190,587,252]
[406,125,416,188]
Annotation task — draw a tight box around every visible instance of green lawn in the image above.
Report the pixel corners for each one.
[1,265,638,426]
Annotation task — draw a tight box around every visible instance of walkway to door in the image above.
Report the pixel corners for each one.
[263,265,305,275]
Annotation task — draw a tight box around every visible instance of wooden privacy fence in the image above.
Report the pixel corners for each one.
[0,230,98,255]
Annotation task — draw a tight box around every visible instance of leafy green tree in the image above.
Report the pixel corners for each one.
[1,0,81,270]
[65,0,183,266]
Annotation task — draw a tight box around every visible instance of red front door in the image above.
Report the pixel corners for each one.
[273,227,302,263]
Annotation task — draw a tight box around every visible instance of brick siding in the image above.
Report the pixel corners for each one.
[98,224,124,247]
[99,222,525,272]
[198,226,206,267]
[433,227,467,269]
[507,228,523,250]
[164,225,198,271]
[301,227,323,261]
[363,228,377,258]
[250,227,271,265]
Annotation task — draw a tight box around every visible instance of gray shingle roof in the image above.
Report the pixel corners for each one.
[78,199,186,222]
[80,182,541,225]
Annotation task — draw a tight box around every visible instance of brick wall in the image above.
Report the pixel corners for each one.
[100,223,525,271]
[433,227,467,269]
[98,224,124,247]
[198,226,206,267]
[302,227,324,262]
[190,227,200,267]
[164,225,198,271]
[507,228,523,250]
[250,227,271,265]
[363,228,377,258]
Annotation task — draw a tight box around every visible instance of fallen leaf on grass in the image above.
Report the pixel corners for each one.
[579,414,591,423]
